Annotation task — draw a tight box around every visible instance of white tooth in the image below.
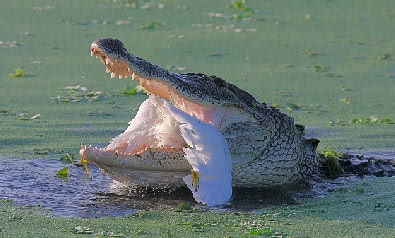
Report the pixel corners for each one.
[106,68,110,73]
[127,67,131,72]
[132,72,136,80]
[91,51,94,56]
[111,72,116,78]
[118,75,123,79]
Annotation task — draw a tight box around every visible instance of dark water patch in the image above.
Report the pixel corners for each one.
[0,157,300,217]
[0,157,133,218]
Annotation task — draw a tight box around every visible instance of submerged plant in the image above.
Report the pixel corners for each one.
[319,147,344,179]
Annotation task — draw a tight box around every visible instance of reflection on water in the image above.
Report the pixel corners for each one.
[0,157,297,217]
[1,151,393,218]
[0,157,134,217]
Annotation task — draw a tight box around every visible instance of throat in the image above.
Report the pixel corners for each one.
[106,95,187,155]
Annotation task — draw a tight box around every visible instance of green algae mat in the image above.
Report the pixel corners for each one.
[0,0,394,237]
[1,0,394,157]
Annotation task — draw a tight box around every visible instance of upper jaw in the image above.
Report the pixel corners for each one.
[90,40,133,80]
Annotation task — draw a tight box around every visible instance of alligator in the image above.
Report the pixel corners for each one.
[80,38,320,205]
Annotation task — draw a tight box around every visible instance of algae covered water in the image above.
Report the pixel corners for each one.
[0,0,394,234]
[0,0,394,157]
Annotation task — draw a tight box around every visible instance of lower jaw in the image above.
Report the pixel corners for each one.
[80,144,191,188]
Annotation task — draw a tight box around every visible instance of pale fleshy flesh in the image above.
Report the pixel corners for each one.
[81,38,320,205]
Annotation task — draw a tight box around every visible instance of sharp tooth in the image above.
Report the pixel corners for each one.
[119,75,123,79]
[106,58,110,65]
[132,72,136,80]
[127,67,131,72]
[106,68,110,73]
[91,51,94,56]
[111,72,116,78]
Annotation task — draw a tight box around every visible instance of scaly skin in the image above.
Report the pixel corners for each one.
[81,38,320,188]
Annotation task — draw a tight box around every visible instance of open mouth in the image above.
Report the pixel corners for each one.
[82,38,233,205]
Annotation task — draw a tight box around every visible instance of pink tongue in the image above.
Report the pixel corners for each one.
[169,90,214,124]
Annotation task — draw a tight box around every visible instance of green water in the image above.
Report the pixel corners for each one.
[0,1,394,237]
[0,0,394,157]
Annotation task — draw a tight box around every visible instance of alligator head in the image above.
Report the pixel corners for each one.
[81,38,320,205]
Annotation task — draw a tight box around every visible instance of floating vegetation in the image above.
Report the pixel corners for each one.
[280,64,295,69]
[339,98,352,104]
[329,119,348,126]
[176,202,192,212]
[122,86,138,96]
[340,86,353,91]
[350,40,365,46]
[192,23,257,33]
[0,109,10,115]
[168,34,184,39]
[205,12,226,18]
[304,14,313,20]
[8,68,25,78]
[58,18,114,26]
[229,0,256,21]
[72,226,94,234]
[302,51,323,57]
[121,85,146,96]
[51,85,103,103]
[350,116,379,124]
[348,116,393,125]
[140,2,165,10]
[32,5,55,11]
[377,54,391,60]
[204,52,229,58]
[19,30,33,36]
[116,19,132,25]
[380,117,394,124]
[319,147,344,179]
[229,0,251,11]
[17,113,40,120]
[60,153,77,164]
[286,102,302,112]
[33,148,49,155]
[137,20,163,30]
[273,91,292,97]
[88,111,113,117]
[56,167,70,178]
[313,65,330,73]
[0,41,22,49]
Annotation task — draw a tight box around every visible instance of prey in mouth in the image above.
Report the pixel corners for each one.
[82,38,237,205]
[81,38,320,206]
